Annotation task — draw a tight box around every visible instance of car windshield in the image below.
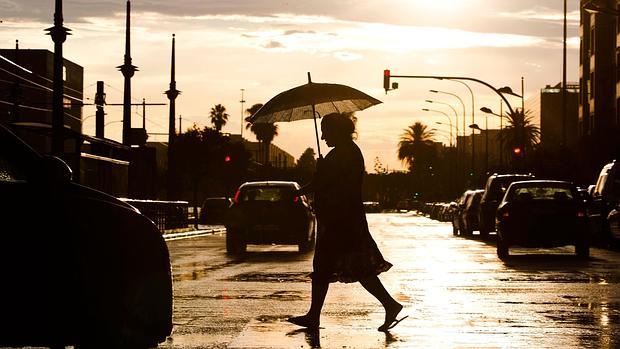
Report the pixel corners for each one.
[508,185,574,202]
[240,187,291,202]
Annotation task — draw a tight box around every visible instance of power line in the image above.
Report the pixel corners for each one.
[0,99,52,112]
[0,66,83,103]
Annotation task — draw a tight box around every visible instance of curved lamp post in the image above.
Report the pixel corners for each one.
[425,99,459,139]
[423,108,453,147]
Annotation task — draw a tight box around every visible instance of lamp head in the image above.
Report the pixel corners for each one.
[480,107,493,114]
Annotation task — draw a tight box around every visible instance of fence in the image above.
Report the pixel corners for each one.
[120,199,189,232]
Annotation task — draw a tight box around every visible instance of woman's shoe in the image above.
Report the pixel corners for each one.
[378,303,406,332]
[287,315,320,329]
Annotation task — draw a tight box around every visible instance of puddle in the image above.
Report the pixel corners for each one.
[224,272,311,283]
[175,290,304,301]
[173,260,242,281]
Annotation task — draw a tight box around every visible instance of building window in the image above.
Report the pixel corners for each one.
[63,97,71,110]
[63,65,67,81]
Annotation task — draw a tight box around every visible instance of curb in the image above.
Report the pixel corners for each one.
[163,227,226,241]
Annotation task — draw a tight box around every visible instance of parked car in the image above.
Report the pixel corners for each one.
[608,206,620,242]
[0,124,172,348]
[225,181,316,253]
[495,180,589,259]
[478,173,535,239]
[199,197,232,224]
[461,189,484,236]
[588,160,620,245]
[453,190,475,236]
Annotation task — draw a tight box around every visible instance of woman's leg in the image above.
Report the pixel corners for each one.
[359,275,403,330]
[289,279,329,328]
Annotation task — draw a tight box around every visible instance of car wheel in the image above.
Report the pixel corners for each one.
[497,236,509,259]
[226,229,246,254]
[576,241,590,259]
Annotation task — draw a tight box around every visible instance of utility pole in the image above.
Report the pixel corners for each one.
[179,115,182,134]
[46,0,71,156]
[10,40,21,122]
[95,81,105,138]
[562,0,567,147]
[165,33,180,146]
[117,0,138,146]
[240,89,245,137]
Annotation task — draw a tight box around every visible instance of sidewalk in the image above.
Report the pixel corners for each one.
[162,224,225,241]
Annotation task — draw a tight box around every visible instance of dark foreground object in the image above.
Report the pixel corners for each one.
[0,125,172,348]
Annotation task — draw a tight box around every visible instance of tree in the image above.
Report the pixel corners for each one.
[245,103,279,165]
[397,121,436,172]
[297,147,317,172]
[209,104,229,132]
[499,108,540,169]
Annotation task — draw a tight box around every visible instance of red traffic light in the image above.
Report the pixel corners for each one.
[224,155,231,162]
[513,147,522,155]
[383,69,390,92]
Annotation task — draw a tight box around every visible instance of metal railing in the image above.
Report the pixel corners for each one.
[120,199,189,232]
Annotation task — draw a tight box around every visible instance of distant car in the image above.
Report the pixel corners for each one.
[461,189,484,236]
[495,180,589,259]
[363,201,382,213]
[478,173,535,238]
[587,160,620,245]
[199,197,232,224]
[0,124,172,348]
[225,181,316,253]
[452,190,475,236]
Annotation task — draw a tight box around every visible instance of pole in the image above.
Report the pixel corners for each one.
[499,100,503,169]
[562,0,567,147]
[521,76,525,112]
[308,72,322,158]
[179,115,182,134]
[47,0,70,156]
[95,81,105,138]
[142,98,146,129]
[485,113,488,175]
[240,89,245,137]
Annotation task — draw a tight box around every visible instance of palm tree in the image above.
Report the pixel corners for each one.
[397,122,436,172]
[499,108,540,156]
[245,103,279,165]
[209,104,229,132]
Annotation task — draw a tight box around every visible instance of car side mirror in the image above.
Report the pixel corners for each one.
[42,155,72,183]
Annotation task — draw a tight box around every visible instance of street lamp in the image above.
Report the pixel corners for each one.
[425,99,459,139]
[435,122,455,147]
[469,123,488,175]
[481,101,506,169]
[423,108,453,147]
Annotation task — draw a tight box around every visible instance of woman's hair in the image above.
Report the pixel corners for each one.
[321,112,357,140]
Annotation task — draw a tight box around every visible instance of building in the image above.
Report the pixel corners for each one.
[229,134,296,169]
[540,82,580,149]
[579,0,619,138]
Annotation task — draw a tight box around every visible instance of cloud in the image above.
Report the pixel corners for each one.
[283,29,316,35]
[499,7,580,26]
[263,40,284,49]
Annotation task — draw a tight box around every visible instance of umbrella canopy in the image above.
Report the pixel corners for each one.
[247,73,382,157]
[249,81,381,124]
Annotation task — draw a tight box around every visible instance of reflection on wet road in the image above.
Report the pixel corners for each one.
[162,213,620,348]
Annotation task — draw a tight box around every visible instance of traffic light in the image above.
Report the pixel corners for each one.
[383,69,390,93]
[224,155,231,163]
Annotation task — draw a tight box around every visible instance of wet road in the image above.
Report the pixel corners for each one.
[161,212,620,348]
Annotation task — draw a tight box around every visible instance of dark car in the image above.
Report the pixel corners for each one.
[588,160,620,245]
[452,190,475,236]
[0,125,172,348]
[478,173,535,238]
[225,181,316,253]
[609,206,620,242]
[199,197,232,224]
[495,180,589,259]
[461,189,484,236]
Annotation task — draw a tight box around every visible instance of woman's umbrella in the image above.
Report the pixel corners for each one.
[248,72,382,157]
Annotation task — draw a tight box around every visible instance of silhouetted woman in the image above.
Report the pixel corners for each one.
[288,113,405,332]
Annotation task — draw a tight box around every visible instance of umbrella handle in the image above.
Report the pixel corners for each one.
[312,105,322,158]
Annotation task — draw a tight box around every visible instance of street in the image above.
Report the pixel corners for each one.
[161,212,620,348]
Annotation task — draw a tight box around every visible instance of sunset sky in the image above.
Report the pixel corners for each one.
[1,0,580,172]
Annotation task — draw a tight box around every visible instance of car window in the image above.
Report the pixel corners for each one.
[241,187,291,202]
[510,186,574,201]
[0,152,27,183]
[594,169,608,197]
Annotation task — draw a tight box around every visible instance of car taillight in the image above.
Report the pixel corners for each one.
[293,196,300,203]
[233,189,241,204]
[501,211,509,219]
[577,211,585,218]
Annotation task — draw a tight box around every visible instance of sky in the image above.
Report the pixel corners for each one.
[0,0,581,172]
